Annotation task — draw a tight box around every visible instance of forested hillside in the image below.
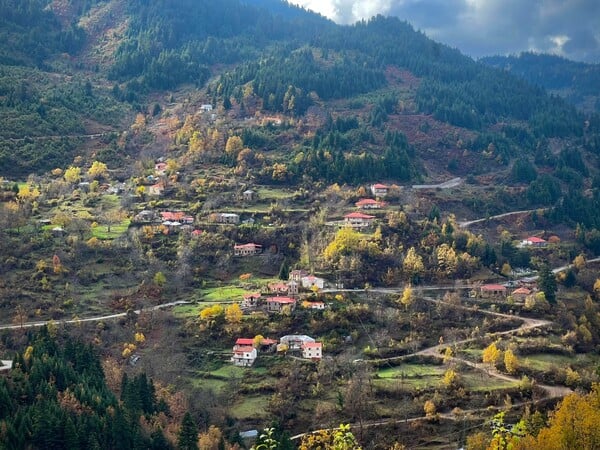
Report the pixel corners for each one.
[481,52,600,113]
[0,328,173,449]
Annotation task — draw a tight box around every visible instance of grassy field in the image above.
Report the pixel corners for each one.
[91,219,130,240]
[230,396,270,419]
[375,364,446,389]
[256,186,295,200]
[519,353,577,371]
[202,286,248,302]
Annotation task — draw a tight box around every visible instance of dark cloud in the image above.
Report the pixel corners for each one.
[294,0,600,63]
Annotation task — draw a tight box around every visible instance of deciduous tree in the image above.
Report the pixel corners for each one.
[482,342,502,368]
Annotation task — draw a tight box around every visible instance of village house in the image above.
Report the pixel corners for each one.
[234,243,263,256]
[241,292,261,309]
[479,284,508,299]
[161,211,194,224]
[266,296,296,313]
[231,345,257,367]
[344,212,375,229]
[370,183,389,197]
[302,342,323,360]
[215,213,240,224]
[135,210,157,222]
[511,287,532,302]
[200,104,213,112]
[279,334,315,350]
[287,281,299,295]
[301,275,325,290]
[355,198,385,209]
[243,189,255,202]
[520,236,548,248]
[289,269,308,282]
[161,221,182,233]
[268,282,289,295]
[154,162,167,176]
[302,301,326,310]
[147,183,164,196]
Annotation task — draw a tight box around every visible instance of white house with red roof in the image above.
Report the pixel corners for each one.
[302,342,322,360]
[280,334,315,350]
[370,183,389,197]
[355,198,385,209]
[511,287,532,302]
[234,243,262,256]
[231,339,257,367]
[520,236,547,248]
[344,212,375,229]
[266,296,296,313]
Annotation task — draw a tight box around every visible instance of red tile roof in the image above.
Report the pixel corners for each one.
[234,243,262,249]
[267,297,295,304]
[525,236,546,243]
[235,338,254,346]
[234,346,254,353]
[302,342,322,349]
[512,287,531,295]
[161,211,185,221]
[356,198,379,206]
[372,183,388,189]
[344,212,375,219]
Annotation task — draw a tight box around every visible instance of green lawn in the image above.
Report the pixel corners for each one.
[462,372,519,391]
[230,396,270,419]
[256,187,294,200]
[375,364,446,389]
[91,219,130,240]
[377,364,445,379]
[520,353,576,371]
[202,286,248,302]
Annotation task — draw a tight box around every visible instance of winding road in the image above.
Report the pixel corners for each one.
[0,300,190,332]
[458,209,548,228]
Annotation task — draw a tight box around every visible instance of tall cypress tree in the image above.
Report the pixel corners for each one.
[177,412,198,450]
[538,263,557,304]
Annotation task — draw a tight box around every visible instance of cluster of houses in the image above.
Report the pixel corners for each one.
[240,270,327,312]
[231,334,322,367]
[474,282,537,302]
[133,209,204,235]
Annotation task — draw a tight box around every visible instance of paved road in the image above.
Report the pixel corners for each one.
[0,300,190,332]
[458,209,547,228]
[412,177,462,190]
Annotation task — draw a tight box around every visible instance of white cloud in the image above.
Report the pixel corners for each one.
[292,0,600,62]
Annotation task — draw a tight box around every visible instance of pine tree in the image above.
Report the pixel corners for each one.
[177,412,198,450]
[538,263,557,303]
[278,259,290,280]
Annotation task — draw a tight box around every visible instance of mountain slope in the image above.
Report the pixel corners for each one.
[0,0,597,181]
[481,52,600,113]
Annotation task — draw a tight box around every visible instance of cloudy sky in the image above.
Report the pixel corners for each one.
[292,0,600,63]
